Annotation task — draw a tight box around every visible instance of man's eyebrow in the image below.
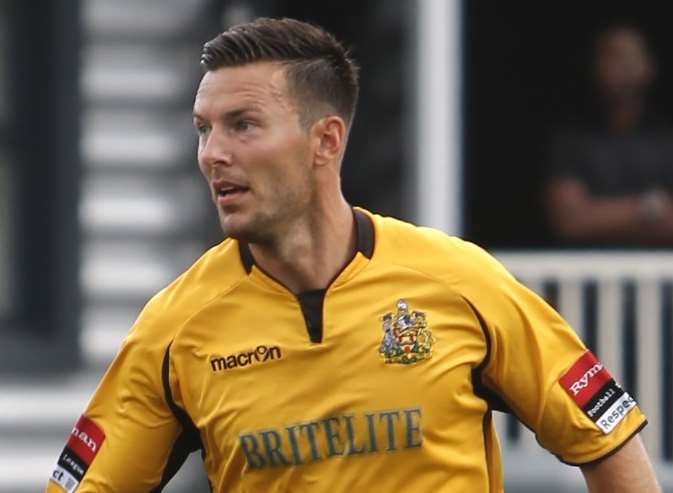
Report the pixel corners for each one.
[192,106,263,121]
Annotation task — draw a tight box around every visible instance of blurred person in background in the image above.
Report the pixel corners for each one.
[47,17,659,493]
[545,25,673,246]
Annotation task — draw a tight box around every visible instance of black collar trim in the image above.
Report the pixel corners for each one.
[238,208,375,274]
[353,208,375,259]
[238,239,255,274]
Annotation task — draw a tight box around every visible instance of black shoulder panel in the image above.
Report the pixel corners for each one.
[463,298,512,414]
[152,344,208,492]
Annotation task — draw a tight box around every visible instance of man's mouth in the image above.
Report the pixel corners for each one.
[217,185,248,197]
[214,182,250,205]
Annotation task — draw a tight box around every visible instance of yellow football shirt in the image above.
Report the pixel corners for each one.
[47,209,646,492]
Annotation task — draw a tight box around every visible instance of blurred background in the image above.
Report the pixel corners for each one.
[1,0,673,491]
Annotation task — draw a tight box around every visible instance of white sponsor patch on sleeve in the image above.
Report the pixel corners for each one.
[596,392,636,434]
[50,465,79,493]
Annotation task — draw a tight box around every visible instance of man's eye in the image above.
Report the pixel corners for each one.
[195,124,209,136]
[235,120,254,132]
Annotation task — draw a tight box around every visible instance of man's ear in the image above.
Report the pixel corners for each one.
[313,115,346,167]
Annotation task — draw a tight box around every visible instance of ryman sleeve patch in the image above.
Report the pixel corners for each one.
[559,351,637,434]
[50,415,106,492]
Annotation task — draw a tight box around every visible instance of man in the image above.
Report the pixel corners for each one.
[546,25,673,245]
[47,18,659,492]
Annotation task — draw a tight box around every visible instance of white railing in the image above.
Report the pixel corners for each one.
[494,251,673,463]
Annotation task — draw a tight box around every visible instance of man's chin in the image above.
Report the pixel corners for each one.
[219,222,248,241]
[219,215,270,244]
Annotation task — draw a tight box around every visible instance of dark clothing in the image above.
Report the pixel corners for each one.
[548,118,673,197]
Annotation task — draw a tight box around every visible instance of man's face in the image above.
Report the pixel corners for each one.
[595,30,654,99]
[193,62,315,242]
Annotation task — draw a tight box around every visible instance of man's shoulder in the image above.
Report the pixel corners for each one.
[370,213,523,317]
[371,213,509,282]
[128,238,246,342]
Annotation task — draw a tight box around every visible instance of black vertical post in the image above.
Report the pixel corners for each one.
[48,0,82,370]
[0,0,81,373]
[7,1,53,333]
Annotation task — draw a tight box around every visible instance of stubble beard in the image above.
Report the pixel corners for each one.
[216,202,276,244]
[217,185,312,246]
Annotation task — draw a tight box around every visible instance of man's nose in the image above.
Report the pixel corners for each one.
[200,130,233,169]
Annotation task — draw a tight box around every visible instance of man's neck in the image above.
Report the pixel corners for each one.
[248,199,356,293]
[604,95,645,132]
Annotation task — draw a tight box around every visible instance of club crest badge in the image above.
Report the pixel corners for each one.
[379,299,434,365]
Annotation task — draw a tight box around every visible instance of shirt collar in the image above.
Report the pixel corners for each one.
[238,208,375,274]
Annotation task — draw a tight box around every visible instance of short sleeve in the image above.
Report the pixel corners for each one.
[46,314,185,492]
[456,241,647,464]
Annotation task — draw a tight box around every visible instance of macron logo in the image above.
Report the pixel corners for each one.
[569,362,604,396]
[210,345,282,372]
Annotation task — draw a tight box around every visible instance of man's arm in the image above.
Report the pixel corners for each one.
[46,331,186,492]
[581,435,660,493]
[545,178,673,243]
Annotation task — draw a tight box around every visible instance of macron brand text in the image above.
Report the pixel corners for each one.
[211,345,282,372]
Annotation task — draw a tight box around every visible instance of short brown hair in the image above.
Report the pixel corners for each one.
[200,17,360,129]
